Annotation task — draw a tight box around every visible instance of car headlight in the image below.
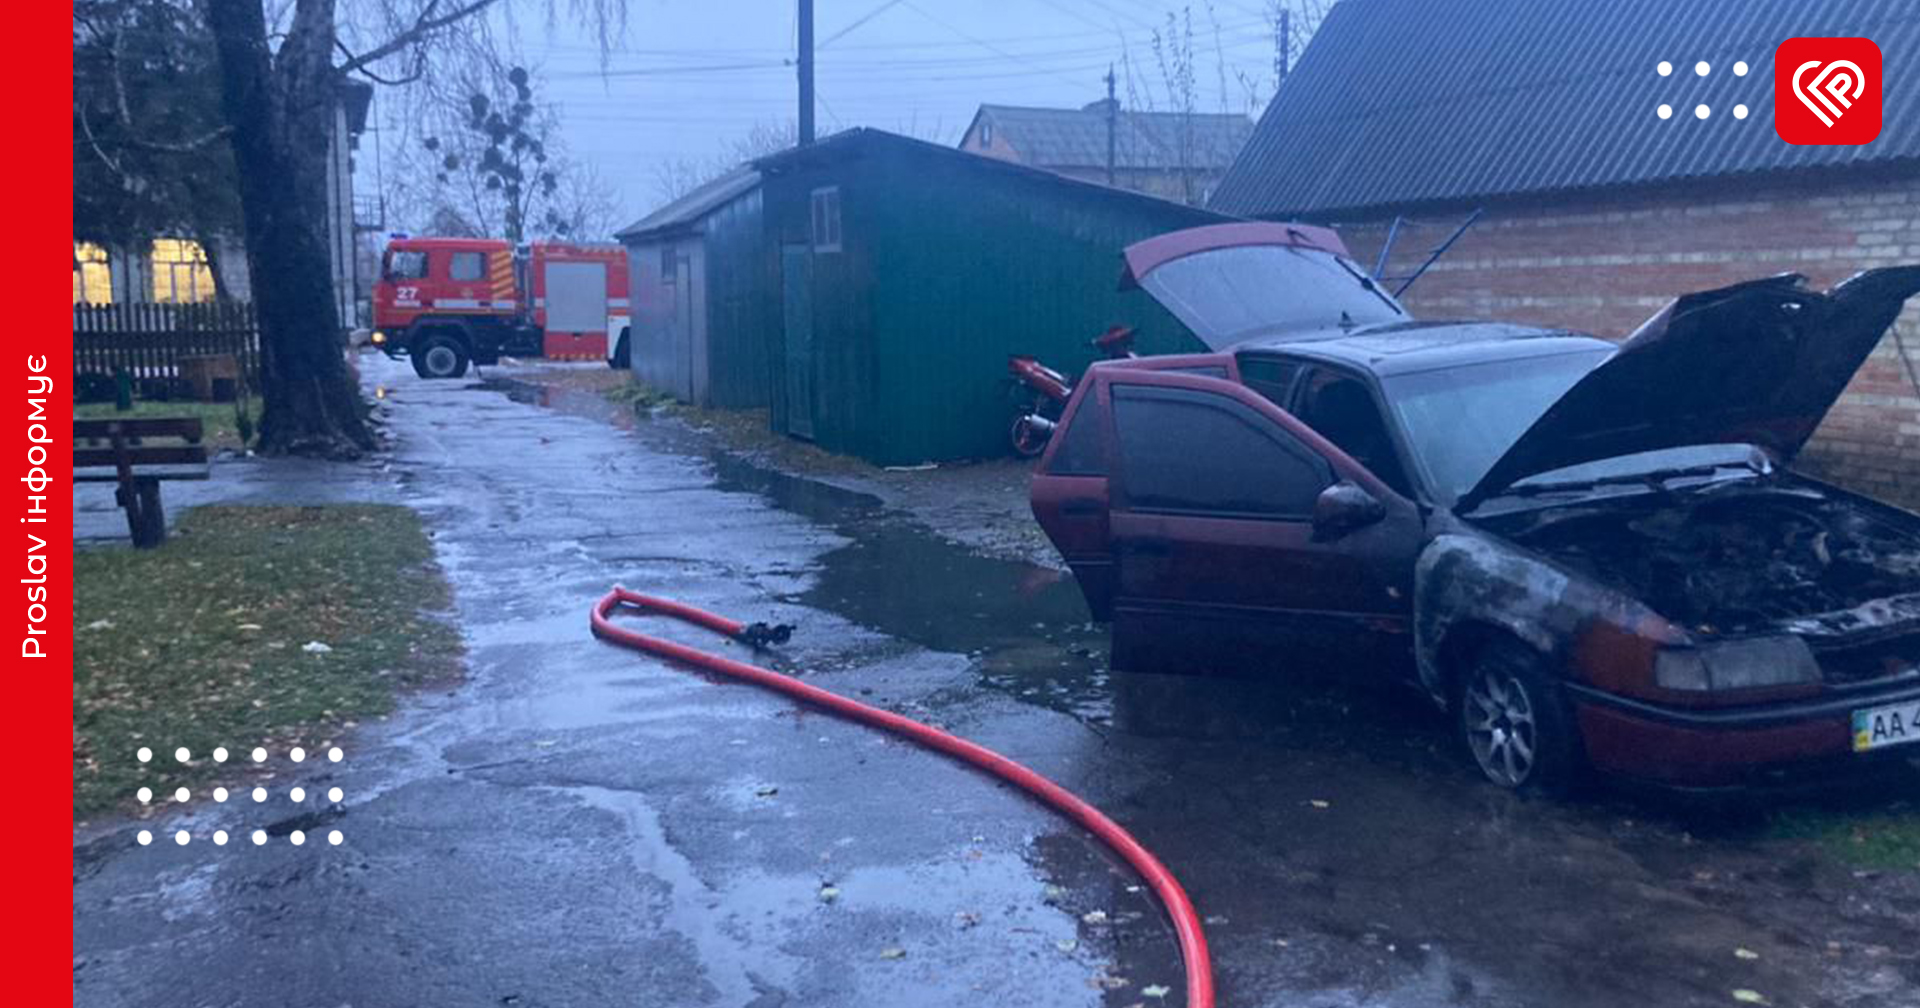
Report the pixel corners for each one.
[371,331,387,345]
[1654,636,1820,692]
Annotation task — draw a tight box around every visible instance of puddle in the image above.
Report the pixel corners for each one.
[489,373,1115,724]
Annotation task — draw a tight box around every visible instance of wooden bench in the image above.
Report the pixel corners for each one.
[75,417,211,548]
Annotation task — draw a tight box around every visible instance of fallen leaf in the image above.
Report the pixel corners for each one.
[878,947,906,960]
[1731,991,1769,1005]
[1142,984,1172,999]
[1309,799,1331,809]
[84,619,115,631]
[302,641,333,654]
[1734,948,1760,960]
[818,886,840,904]
[1055,939,1078,953]
[1082,910,1109,925]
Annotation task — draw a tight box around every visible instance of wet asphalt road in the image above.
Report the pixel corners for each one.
[73,356,1920,1008]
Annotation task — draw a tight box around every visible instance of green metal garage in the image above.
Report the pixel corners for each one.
[613,168,774,408]
[752,129,1227,466]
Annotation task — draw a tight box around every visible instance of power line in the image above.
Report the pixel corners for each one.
[900,0,1110,91]
[819,0,910,49]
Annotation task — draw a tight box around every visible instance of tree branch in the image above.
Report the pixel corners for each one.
[75,99,127,180]
[335,0,504,76]
[335,38,425,85]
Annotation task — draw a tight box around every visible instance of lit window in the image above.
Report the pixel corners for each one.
[811,187,842,253]
[73,242,112,305]
[150,238,216,303]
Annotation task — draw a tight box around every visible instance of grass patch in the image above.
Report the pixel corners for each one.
[76,398,259,452]
[73,505,461,820]
[602,380,677,412]
[1769,802,1920,871]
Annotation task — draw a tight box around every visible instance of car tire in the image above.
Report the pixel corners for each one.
[1456,639,1584,794]
[411,333,470,379]
[609,329,631,370]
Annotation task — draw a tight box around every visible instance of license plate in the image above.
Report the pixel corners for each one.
[1852,699,1920,752]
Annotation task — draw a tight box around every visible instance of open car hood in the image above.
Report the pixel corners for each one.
[1460,266,1920,511]
[1122,223,1408,350]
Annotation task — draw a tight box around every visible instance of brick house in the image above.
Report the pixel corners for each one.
[960,101,1252,206]
[1209,0,1920,505]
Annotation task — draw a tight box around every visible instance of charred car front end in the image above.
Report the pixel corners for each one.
[1030,223,1920,791]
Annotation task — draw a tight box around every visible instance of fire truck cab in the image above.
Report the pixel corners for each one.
[372,236,631,379]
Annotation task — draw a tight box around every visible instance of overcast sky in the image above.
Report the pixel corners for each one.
[365,1,1290,232]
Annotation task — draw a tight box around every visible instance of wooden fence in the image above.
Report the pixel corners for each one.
[73,301,262,388]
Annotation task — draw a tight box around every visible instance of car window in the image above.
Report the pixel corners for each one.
[1383,349,1611,503]
[1045,395,1108,476]
[449,251,485,281]
[1135,245,1405,348]
[1112,384,1329,518]
[1294,369,1413,497]
[1238,356,1303,410]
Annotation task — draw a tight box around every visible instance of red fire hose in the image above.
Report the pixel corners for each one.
[590,587,1215,1008]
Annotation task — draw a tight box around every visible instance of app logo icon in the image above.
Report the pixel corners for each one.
[1776,37,1881,144]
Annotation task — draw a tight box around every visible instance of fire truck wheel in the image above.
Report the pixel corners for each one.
[412,333,470,379]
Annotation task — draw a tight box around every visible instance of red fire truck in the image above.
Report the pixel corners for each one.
[371,237,632,379]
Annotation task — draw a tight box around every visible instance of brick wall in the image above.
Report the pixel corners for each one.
[1331,171,1920,508]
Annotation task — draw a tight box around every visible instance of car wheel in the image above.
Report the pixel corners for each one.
[411,334,470,379]
[1457,640,1583,793]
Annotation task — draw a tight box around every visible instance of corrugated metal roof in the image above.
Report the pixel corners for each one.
[1210,0,1920,218]
[754,127,1239,216]
[973,102,1253,171]
[614,167,761,241]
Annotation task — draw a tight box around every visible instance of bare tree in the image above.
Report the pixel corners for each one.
[202,0,623,457]
[382,48,619,242]
[650,119,798,203]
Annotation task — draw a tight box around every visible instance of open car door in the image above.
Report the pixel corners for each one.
[1096,368,1423,678]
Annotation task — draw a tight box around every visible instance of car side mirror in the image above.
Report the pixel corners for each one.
[1312,481,1386,541]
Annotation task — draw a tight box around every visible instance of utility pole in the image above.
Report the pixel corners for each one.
[798,0,815,144]
[1105,65,1117,186]
[1277,8,1290,82]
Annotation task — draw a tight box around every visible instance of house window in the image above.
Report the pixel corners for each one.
[979,121,993,146]
[810,187,842,253]
[73,242,112,305]
[449,251,485,281]
[150,238,216,303]
[659,246,676,283]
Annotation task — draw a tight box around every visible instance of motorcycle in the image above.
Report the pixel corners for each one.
[1006,326,1137,457]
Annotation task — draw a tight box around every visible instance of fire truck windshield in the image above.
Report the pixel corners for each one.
[386,250,427,279]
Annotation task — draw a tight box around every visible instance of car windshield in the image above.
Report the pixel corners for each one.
[1383,349,1611,503]
[1137,245,1406,349]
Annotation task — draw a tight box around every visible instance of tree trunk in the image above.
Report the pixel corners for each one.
[206,0,373,456]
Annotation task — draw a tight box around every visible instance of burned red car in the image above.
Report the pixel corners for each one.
[1032,223,1920,791]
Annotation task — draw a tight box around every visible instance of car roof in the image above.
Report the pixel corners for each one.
[1235,320,1615,377]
